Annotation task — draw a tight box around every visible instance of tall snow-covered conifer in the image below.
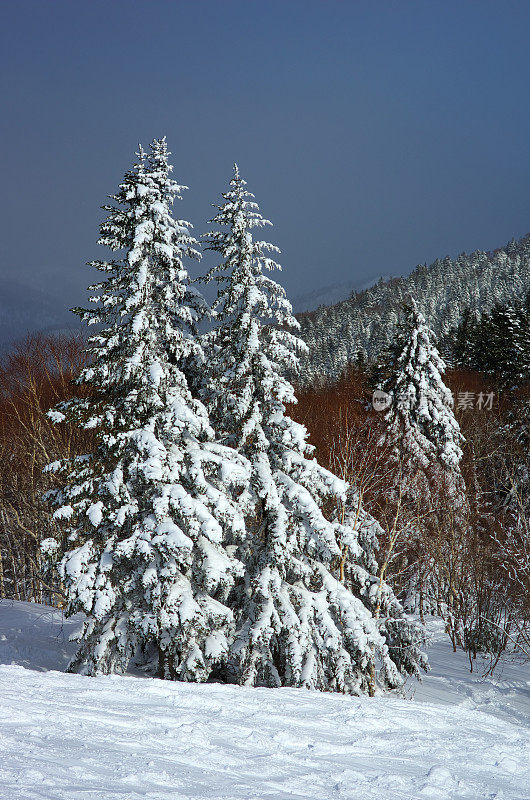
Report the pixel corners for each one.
[201,166,426,693]
[43,140,250,680]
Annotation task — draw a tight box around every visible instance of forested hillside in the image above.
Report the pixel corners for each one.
[297,233,530,384]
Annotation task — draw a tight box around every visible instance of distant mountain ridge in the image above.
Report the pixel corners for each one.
[0,278,80,352]
[291,274,393,314]
[295,233,530,384]
[4,232,530,381]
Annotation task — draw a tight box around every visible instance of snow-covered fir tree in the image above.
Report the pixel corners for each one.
[377,298,467,615]
[379,297,464,483]
[201,165,426,694]
[42,140,251,680]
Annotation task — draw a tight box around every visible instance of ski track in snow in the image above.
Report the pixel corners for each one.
[0,601,529,800]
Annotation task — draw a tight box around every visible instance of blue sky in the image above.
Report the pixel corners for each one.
[2,0,529,315]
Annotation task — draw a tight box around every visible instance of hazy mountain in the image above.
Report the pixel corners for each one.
[0,278,80,352]
[292,274,393,313]
[4,229,530,386]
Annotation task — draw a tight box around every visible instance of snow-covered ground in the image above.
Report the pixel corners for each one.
[0,600,528,800]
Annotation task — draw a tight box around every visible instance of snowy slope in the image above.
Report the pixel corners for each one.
[0,600,529,800]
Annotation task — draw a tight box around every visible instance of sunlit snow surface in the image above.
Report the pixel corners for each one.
[0,600,528,799]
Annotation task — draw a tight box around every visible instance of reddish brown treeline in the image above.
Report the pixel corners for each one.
[0,334,89,602]
[289,366,530,666]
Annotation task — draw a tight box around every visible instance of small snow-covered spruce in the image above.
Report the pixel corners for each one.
[201,166,426,694]
[377,298,467,616]
[379,297,464,487]
[43,140,250,680]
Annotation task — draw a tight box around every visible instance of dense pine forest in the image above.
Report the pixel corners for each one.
[297,233,530,384]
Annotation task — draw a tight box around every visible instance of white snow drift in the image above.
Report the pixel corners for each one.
[0,600,528,800]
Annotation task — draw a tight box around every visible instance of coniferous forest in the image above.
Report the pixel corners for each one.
[297,234,530,385]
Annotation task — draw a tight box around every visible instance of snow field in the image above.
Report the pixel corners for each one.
[1,601,529,800]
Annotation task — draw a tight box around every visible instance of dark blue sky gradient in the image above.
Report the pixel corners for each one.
[2,0,529,314]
